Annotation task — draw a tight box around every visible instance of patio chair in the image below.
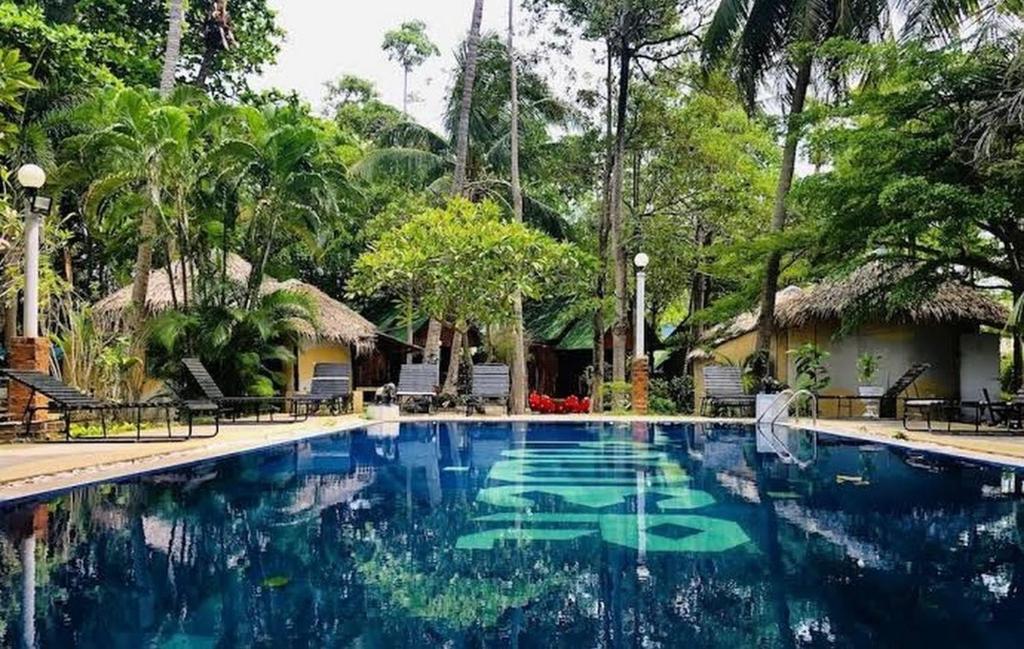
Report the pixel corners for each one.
[292,362,352,415]
[880,362,932,418]
[700,366,755,417]
[396,363,439,413]
[181,358,306,422]
[465,363,510,415]
[0,369,219,441]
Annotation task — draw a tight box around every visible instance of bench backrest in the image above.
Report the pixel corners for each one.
[884,362,931,398]
[182,358,226,400]
[1,369,102,408]
[703,365,746,398]
[310,363,351,398]
[472,364,510,398]
[397,364,439,395]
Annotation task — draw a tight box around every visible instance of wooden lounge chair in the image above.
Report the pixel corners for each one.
[292,362,352,415]
[700,366,755,417]
[0,369,218,441]
[182,358,305,422]
[396,363,439,413]
[465,363,510,415]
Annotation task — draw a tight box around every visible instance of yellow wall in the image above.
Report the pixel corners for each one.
[693,321,963,417]
[292,341,351,394]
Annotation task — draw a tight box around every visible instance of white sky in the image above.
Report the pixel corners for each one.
[253,1,603,132]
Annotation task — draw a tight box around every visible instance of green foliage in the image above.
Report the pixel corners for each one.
[56,306,141,401]
[146,288,317,397]
[650,375,694,414]
[600,380,632,413]
[349,197,591,327]
[787,343,830,395]
[856,352,881,384]
[381,21,440,72]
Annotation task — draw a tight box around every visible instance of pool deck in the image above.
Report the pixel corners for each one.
[1,414,1024,503]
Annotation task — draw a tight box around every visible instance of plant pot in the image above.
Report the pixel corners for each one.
[858,385,884,418]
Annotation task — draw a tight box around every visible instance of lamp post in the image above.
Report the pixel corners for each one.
[16,164,48,339]
[9,164,51,429]
[632,253,650,414]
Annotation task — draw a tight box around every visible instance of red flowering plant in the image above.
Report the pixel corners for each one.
[529,392,590,414]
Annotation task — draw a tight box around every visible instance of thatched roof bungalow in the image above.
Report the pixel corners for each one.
[690,263,1009,416]
[93,254,413,396]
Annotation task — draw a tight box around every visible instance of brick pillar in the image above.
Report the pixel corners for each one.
[632,357,649,415]
[7,337,50,428]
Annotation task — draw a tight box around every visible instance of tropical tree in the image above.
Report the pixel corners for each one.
[148,286,317,396]
[701,0,975,366]
[381,20,440,116]
[159,0,186,97]
[208,103,351,309]
[526,0,703,385]
[508,0,527,412]
[63,87,196,325]
[348,198,589,395]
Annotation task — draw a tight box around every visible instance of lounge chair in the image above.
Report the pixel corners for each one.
[879,362,932,418]
[465,364,510,415]
[0,369,219,441]
[700,366,755,417]
[292,362,352,415]
[397,363,439,413]
[182,358,305,422]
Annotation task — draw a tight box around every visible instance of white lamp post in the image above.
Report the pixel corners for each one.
[16,164,48,339]
[633,252,649,359]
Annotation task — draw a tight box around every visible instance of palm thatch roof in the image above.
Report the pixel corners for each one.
[690,263,1008,360]
[92,253,379,353]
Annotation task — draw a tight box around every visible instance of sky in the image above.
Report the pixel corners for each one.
[253,1,602,132]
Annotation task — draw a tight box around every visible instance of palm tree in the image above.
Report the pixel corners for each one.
[65,88,194,322]
[208,105,347,309]
[160,0,186,98]
[702,0,973,363]
[508,0,528,413]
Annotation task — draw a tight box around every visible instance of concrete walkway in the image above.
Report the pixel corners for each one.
[2,413,1023,504]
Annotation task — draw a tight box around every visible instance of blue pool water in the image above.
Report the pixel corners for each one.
[1,421,1023,648]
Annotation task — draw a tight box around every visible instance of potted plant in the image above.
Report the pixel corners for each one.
[856,352,884,417]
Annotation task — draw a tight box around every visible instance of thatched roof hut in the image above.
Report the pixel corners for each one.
[691,263,1008,359]
[92,253,378,354]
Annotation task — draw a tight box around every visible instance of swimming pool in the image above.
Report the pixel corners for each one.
[1,421,1022,648]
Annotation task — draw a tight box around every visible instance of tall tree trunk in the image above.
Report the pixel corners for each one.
[402,67,410,116]
[159,0,186,98]
[443,322,466,394]
[754,55,813,356]
[4,299,16,347]
[437,0,484,385]
[508,0,528,413]
[424,319,442,364]
[130,176,161,323]
[591,40,614,412]
[609,37,632,383]
[195,1,234,90]
[451,0,484,196]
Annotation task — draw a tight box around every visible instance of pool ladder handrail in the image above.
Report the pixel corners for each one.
[755,389,818,468]
[755,388,818,427]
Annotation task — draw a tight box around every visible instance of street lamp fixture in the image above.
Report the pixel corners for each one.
[16,163,48,339]
[633,253,649,358]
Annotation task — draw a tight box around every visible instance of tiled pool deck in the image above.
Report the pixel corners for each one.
[1,414,1023,502]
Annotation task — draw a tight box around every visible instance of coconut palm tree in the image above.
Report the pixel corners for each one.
[702,0,976,363]
[508,0,527,413]
[160,0,186,98]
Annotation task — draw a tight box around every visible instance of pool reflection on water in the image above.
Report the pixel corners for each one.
[1,421,1023,648]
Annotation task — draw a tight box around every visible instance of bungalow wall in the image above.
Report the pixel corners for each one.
[694,320,969,417]
[292,341,352,393]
